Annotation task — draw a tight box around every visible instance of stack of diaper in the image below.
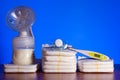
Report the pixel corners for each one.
[78,59,114,72]
[42,46,77,73]
[4,64,38,73]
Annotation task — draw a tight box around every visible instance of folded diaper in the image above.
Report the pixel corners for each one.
[42,46,77,73]
[79,64,113,69]
[78,59,114,72]
[4,64,38,73]
[42,48,76,56]
[4,68,37,73]
[43,61,76,66]
[43,56,76,62]
[43,69,76,73]
[43,65,76,69]
[78,59,113,65]
[80,68,113,72]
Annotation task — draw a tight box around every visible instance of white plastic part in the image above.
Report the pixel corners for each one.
[19,31,28,37]
[13,37,34,49]
[55,39,63,47]
[42,44,50,47]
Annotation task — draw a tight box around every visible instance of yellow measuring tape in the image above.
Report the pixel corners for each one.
[57,49,61,72]
[96,61,98,72]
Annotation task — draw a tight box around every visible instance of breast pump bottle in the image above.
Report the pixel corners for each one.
[6,6,35,65]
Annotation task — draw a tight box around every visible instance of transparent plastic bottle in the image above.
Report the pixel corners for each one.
[12,31,34,65]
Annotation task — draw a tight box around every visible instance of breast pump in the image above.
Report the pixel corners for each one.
[6,6,35,65]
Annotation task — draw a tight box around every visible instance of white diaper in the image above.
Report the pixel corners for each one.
[42,47,77,73]
[42,49,76,56]
[43,61,76,66]
[4,64,38,73]
[43,56,76,62]
[78,59,114,72]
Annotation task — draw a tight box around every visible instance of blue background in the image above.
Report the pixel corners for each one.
[0,0,120,64]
